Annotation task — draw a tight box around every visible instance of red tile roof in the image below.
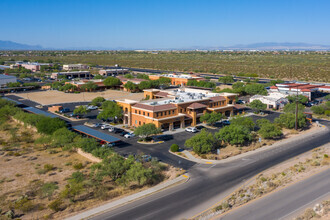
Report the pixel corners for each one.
[233,104,246,110]
[154,91,169,97]
[132,103,177,112]
[209,96,226,102]
[187,103,207,109]
[270,86,278,89]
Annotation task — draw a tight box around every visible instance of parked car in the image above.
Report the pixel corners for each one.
[101,124,113,130]
[84,122,100,128]
[124,132,135,138]
[87,105,98,110]
[236,100,246,104]
[59,108,70,113]
[120,131,129,136]
[69,113,81,119]
[101,142,115,147]
[222,120,231,125]
[185,127,198,133]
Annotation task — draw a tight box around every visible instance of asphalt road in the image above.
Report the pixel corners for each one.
[217,168,330,220]
[91,124,330,220]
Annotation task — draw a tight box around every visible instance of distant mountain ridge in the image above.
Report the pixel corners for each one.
[0,40,329,51]
[0,40,43,50]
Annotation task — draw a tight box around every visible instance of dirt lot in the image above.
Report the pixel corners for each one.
[0,120,181,219]
[14,90,144,105]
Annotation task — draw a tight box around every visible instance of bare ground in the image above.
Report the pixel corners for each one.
[12,90,144,105]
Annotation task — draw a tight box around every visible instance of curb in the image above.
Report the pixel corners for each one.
[65,174,190,220]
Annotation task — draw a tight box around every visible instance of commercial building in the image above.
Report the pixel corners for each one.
[148,74,204,86]
[270,83,330,100]
[63,64,89,71]
[64,79,106,90]
[51,71,91,80]
[16,62,51,72]
[117,88,237,130]
[250,92,289,110]
[99,69,129,76]
[0,74,17,86]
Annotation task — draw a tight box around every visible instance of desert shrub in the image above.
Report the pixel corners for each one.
[170,144,179,152]
[48,198,65,212]
[44,164,55,172]
[40,182,59,199]
[73,163,84,170]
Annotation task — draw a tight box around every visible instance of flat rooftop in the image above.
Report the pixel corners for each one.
[142,89,225,106]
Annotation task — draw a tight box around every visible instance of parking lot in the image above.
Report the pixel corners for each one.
[4,94,283,170]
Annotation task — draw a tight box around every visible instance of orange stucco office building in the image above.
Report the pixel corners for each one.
[117,88,240,131]
[148,74,205,86]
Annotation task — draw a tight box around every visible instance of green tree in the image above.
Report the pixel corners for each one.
[90,97,105,107]
[6,82,21,87]
[73,105,90,116]
[59,83,76,92]
[283,103,305,113]
[97,101,122,121]
[124,73,134,79]
[122,162,153,186]
[103,76,122,87]
[36,118,67,135]
[218,76,234,84]
[274,113,307,129]
[324,94,330,101]
[258,123,282,139]
[245,84,267,95]
[232,82,246,95]
[136,73,149,80]
[93,74,104,79]
[124,81,138,92]
[215,125,252,145]
[81,81,98,91]
[200,112,223,125]
[311,105,325,115]
[256,118,271,127]
[230,116,255,131]
[138,80,152,90]
[51,128,77,148]
[158,77,172,85]
[270,79,284,86]
[287,95,309,104]
[134,123,161,138]
[249,100,267,113]
[185,129,217,154]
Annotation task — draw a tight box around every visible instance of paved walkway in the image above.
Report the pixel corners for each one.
[65,174,189,220]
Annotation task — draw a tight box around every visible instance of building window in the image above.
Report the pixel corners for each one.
[135,110,137,113]
[180,109,182,113]
[143,112,145,115]
[135,120,137,124]
[156,113,158,117]
[147,113,149,116]
[139,111,141,114]
[160,112,163,116]
[139,121,141,125]
[164,111,167,116]
[172,110,175,114]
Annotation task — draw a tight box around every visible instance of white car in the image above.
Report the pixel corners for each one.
[124,132,135,138]
[87,105,98,110]
[101,124,113,130]
[185,127,198,133]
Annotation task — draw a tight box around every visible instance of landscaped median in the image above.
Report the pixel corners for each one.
[191,144,330,219]
[181,114,320,161]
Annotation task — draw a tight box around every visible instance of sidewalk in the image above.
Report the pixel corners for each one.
[180,125,329,165]
[65,174,189,220]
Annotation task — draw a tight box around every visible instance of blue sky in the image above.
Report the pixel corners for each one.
[1,0,329,49]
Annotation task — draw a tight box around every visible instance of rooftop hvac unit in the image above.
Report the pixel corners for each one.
[150,102,158,105]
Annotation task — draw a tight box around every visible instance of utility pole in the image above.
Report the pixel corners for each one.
[295,85,298,130]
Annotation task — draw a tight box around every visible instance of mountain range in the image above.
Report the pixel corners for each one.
[0,40,329,51]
